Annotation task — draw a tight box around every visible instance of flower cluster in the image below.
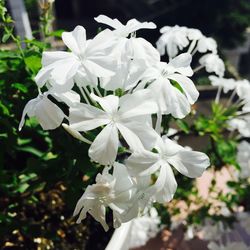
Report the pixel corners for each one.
[19,15,210,230]
[157,25,225,77]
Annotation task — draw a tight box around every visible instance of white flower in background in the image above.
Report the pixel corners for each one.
[243,101,250,113]
[237,141,250,179]
[95,15,160,67]
[236,79,250,101]
[208,241,249,250]
[68,90,157,165]
[126,135,210,203]
[197,36,217,54]
[129,207,160,249]
[156,25,189,58]
[74,163,135,231]
[199,53,225,77]
[156,25,217,58]
[228,115,250,138]
[209,76,237,93]
[186,28,203,41]
[141,53,199,118]
[35,26,115,89]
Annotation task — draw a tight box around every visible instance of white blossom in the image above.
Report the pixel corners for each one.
[129,208,160,248]
[197,36,217,54]
[95,15,160,67]
[35,26,115,89]
[141,53,199,118]
[228,115,250,137]
[209,76,237,93]
[156,25,189,58]
[68,90,158,165]
[126,135,210,203]
[199,53,225,77]
[74,163,135,231]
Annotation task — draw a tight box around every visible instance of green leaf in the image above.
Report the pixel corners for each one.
[12,83,28,93]
[0,100,10,115]
[15,146,44,157]
[49,29,64,38]
[16,183,29,193]
[24,54,42,74]
[176,120,190,133]
[2,32,11,43]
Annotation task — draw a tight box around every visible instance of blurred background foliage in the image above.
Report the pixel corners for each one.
[23,0,250,48]
[0,0,250,249]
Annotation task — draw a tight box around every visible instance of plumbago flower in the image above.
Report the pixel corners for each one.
[228,115,250,138]
[69,90,158,165]
[35,25,115,89]
[19,16,211,231]
[74,163,135,231]
[19,90,80,130]
[126,135,210,203]
[199,54,225,77]
[156,25,223,77]
[140,53,199,118]
[94,15,159,66]
[156,25,191,58]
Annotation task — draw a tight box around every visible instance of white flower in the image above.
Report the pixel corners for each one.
[126,135,210,203]
[197,36,217,54]
[228,115,250,137]
[237,141,250,179]
[68,90,158,165]
[19,89,80,131]
[209,76,237,93]
[186,28,203,40]
[236,79,250,101]
[35,26,115,89]
[100,58,146,91]
[142,53,199,118]
[129,207,160,248]
[95,15,156,38]
[156,25,189,58]
[73,163,135,231]
[199,53,225,77]
[95,15,159,67]
[19,92,65,131]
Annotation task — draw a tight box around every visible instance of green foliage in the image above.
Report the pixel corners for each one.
[0,3,101,248]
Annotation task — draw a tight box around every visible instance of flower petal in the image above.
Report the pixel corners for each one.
[168,73,199,104]
[168,150,210,178]
[126,150,159,176]
[90,93,119,114]
[35,96,65,130]
[119,90,158,119]
[151,163,177,203]
[116,123,144,152]
[69,103,109,131]
[62,25,86,55]
[89,124,119,165]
